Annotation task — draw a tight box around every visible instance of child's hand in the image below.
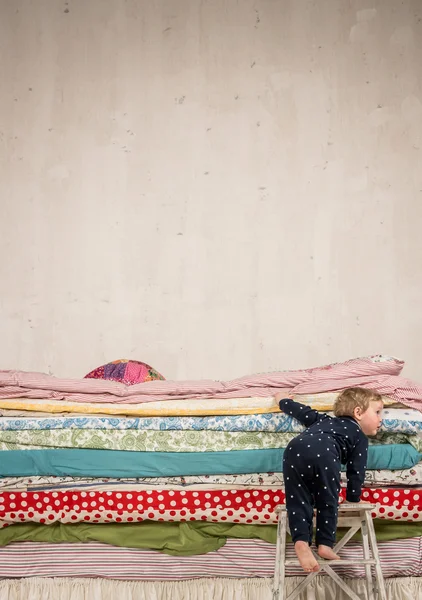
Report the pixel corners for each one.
[274,391,289,404]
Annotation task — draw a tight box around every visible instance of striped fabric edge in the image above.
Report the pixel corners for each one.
[0,355,403,397]
[0,537,420,579]
[2,355,419,409]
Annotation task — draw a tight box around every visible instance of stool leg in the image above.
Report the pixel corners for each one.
[365,511,387,600]
[361,512,375,600]
[321,563,363,600]
[273,510,287,600]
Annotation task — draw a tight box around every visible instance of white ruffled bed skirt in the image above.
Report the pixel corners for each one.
[0,577,421,600]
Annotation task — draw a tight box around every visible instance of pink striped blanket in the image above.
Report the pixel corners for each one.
[0,537,420,579]
[0,355,421,408]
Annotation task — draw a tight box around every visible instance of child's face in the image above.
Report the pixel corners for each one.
[354,400,383,436]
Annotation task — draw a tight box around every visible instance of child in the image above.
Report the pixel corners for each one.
[275,387,383,573]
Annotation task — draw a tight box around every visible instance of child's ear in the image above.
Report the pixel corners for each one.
[353,406,363,420]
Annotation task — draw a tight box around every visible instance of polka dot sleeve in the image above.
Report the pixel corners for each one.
[277,398,322,428]
[345,434,369,502]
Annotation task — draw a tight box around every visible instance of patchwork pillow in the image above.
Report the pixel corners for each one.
[85,359,165,385]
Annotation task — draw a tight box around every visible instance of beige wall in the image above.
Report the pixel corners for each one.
[0,0,421,381]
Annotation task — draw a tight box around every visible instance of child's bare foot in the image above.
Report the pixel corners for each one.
[294,541,320,573]
[317,545,341,560]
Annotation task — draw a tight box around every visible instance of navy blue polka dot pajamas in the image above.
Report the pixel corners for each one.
[279,398,368,548]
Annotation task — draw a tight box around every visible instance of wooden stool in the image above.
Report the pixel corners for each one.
[273,504,388,600]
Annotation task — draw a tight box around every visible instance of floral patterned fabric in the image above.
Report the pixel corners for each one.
[0,407,420,433]
[0,414,304,433]
[371,432,422,452]
[0,428,420,452]
[0,430,297,452]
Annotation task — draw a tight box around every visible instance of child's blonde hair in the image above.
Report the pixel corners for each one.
[333,387,382,417]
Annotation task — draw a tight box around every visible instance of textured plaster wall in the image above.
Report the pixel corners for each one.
[0,0,421,381]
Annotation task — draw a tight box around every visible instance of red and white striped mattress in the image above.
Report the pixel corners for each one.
[0,537,420,580]
[0,487,420,527]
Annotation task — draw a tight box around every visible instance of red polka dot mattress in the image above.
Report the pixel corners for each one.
[0,486,420,527]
